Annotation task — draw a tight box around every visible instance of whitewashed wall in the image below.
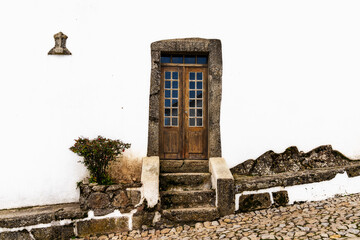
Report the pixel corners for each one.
[1,0,360,209]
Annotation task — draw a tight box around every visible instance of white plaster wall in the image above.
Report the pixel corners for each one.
[1,0,360,209]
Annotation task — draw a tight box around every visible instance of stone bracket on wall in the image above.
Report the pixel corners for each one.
[48,32,72,55]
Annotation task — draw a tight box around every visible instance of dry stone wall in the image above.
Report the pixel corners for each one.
[232,145,360,213]
[79,182,142,216]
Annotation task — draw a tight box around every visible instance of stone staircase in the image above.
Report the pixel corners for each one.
[159,160,219,223]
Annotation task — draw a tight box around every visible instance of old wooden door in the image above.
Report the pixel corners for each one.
[159,56,208,160]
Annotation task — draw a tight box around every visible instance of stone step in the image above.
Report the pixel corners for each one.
[160,160,209,173]
[161,190,215,209]
[162,207,219,222]
[159,173,212,191]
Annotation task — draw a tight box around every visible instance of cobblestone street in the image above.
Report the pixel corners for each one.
[76,193,360,240]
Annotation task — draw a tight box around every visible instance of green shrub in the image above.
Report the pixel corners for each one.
[70,136,131,185]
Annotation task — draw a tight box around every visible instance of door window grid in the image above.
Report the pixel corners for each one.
[164,71,179,127]
[161,54,208,64]
[189,72,203,127]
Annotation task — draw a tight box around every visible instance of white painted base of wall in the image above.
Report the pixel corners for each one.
[235,172,360,211]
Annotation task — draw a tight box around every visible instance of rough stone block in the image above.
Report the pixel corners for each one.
[0,203,85,228]
[31,224,75,240]
[272,191,289,207]
[162,207,219,222]
[0,230,32,240]
[209,157,235,216]
[128,190,142,205]
[160,160,209,173]
[87,192,110,210]
[346,165,360,177]
[237,193,271,212]
[217,178,234,216]
[92,185,107,192]
[0,213,54,229]
[161,190,215,209]
[76,217,129,237]
[141,156,160,208]
[160,173,211,191]
[132,215,143,230]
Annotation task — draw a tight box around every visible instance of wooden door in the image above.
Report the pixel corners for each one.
[160,66,208,160]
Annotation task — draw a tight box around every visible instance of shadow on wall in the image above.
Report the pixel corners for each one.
[108,155,143,184]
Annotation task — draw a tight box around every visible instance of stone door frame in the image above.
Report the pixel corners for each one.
[147,38,223,158]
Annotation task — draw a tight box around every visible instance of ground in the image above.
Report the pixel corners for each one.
[75,193,360,240]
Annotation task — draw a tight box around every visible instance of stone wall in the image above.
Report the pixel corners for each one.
[0,181,155,239]
[231,145,356,177]
[232,145,360,213]
[79,182,142,216]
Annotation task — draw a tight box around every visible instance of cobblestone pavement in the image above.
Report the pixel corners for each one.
[76,193,360,240]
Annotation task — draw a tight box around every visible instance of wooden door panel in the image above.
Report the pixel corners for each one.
[159,66,182,159]
[163,131,180,153]
[160,66,208,160]
[187,131,204,153]
[184,67,208,159]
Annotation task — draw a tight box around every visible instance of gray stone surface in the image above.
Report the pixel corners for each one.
[87,192,110,210]
[272,191,289,207]
[79,182,142,216]
[161,190,215,209]
[132,212,156,230]
[72,193,360,240]
[0,202,85,228]
[217,178,235,216]
[346,164,360,177]
[209,157,235,217]
[234,163,360,193]
[162,207,219,223]
[112,191,129,208]
[231,145,358,176]
[31,224,75,240]
[160,173,211,191]
[160,160,209,173]
[237,193,271,212]
[128,189,142,206]
[232,145,360,193]
[0,230,32,240]
[76,217,129,237]
[147,38,222,158]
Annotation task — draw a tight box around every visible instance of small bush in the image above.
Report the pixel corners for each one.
[70,136,131,185]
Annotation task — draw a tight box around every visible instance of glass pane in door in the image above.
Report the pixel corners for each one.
[189,72,203,127]
[164,71,179,127]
